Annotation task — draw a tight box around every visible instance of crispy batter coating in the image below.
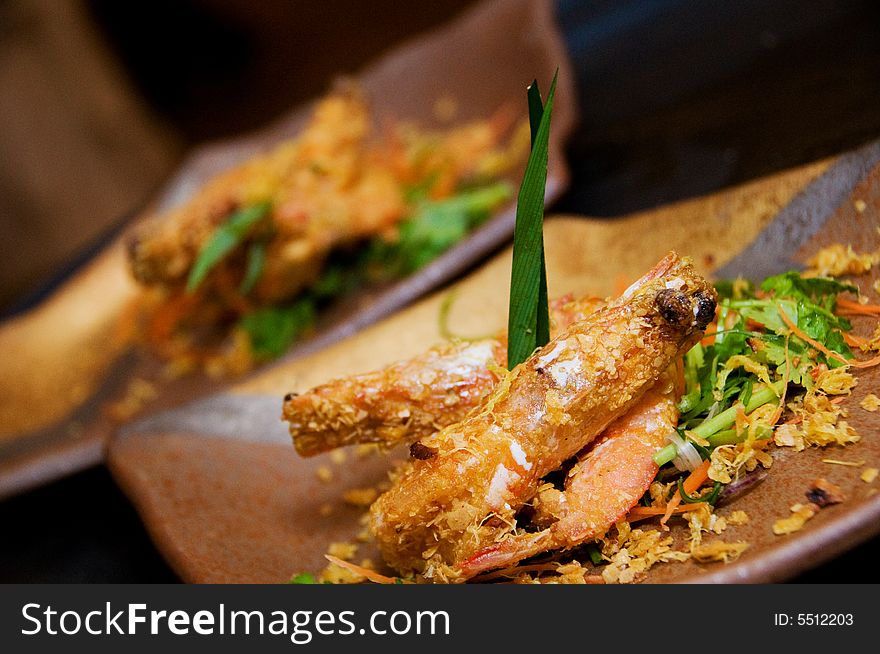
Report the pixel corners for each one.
[128,83,525,315]
[283,295,604,456]
[457,370,678,577]
[368,252,716,581]
[129,86,391,302]
[285,339,504,457]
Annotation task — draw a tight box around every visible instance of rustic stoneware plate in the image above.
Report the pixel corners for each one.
[109,140,880,583]
[0,0,576,499]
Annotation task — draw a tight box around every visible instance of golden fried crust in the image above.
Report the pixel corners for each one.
[128,85,525,316]
[457,370,678,577]
[282,296,605,456]
[284,339,504,456]
[369,253,716,581]
[128,87,389,301]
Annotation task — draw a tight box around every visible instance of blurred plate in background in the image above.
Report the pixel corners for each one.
[0,0,576,499]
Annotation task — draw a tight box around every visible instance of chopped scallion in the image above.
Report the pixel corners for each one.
[653,443,677,467]
[239,241,267,295]
[187,202,271,293]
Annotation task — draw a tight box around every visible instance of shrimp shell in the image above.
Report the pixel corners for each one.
[457,370,678,577]
[283,295,604,456]
[369,252,715,581]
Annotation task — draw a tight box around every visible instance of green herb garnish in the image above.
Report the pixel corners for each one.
[239,241,267,295]
[238,298,316,361]
[367,181,513,279]
[761,271,857,309]
[186,202,271,293]
[528,80,550,354]
[288,572,317,584]
[506,72,556,368]
[655,268,859,473]
[231,180,511,360]
[586,544,605,565]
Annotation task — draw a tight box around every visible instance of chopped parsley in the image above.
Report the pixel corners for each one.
[238,299,316,361]
[656,270,861,472]
[287,572,317,584]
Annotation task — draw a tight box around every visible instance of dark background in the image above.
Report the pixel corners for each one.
[2,0,880,581]
[87,0,880,216]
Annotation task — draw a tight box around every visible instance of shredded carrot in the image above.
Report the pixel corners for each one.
[777,305,880,368]
[809,363,828,382]
[683,459,712,494]
[701,321,717,346]
[843,332,869,348]
[735,405,749,432]
[850,352,880,368]
[835,297,880,317]
[628,502,708,523]
[745,318,765,331]
[660,459,711,527]
[323,555,411,584]
[147,293,198,345]
[701,306,721,346]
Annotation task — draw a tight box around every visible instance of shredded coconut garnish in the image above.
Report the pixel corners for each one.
[805,244,879,277]
[691,541,749,563]
[824,460,864,469]
[726,510,749,526]
[600,522,689,584]
[860,393,880,412]
[773,503,819,535]
[342,487,379,506]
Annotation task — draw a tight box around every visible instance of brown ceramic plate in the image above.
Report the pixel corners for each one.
[109,140,880,583]
[0,0,576,499]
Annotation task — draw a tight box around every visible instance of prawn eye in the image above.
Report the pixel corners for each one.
[655,288,692,328]
[694,291,717,329]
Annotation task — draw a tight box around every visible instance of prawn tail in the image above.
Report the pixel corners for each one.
[456,531,551,578]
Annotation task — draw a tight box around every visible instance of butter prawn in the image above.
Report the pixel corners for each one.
[458,370,677,577]
[283,293,678,574]
[126,84,526,371]
[369,252,716,581]
[283,294,604,456]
